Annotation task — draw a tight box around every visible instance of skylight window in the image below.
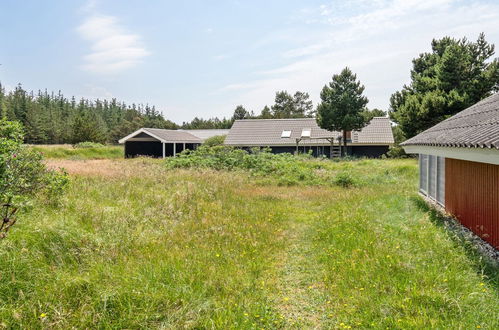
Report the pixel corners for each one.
[301,128,311,138]
[281,130,291,138]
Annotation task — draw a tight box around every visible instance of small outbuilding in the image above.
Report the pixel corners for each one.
[224,117,394,158]
[402,93,499,250]
[118,128,229,158]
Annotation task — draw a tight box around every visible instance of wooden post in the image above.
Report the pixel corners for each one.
[183,142,186,152]
[173,143,176,157]
[162,142,165,158]
[296,139,299,155]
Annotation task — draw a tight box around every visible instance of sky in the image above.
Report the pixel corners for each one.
[1,0,499,124]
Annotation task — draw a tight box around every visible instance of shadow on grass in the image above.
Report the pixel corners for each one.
[411,195,499,293]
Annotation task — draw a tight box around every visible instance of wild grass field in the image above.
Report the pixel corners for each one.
[29,144,123,160]
[0,156,498,328]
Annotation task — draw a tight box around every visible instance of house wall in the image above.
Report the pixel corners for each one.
[350,146,390,158]
[125,141,163,158]
[125,141,198,158]
[241,145,389,158]
[445,158,499,250]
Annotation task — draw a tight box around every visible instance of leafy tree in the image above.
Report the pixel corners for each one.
[232,105,249,120]
[390,33,499,138]
[181,116,232,129]
[362,108,387,122]
[259,105,272,119]
[0,119,68,238]
[316,67,369,156]
[203,135,226,147]
[271,91,313,118]
[292,91,314,117]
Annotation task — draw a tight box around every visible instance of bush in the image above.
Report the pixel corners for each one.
[333,172,356,188]
[73,141,105,149]
[0,120,69,238]
[387,146,408,158]
[166,146,316,185]
[203,135,226,147]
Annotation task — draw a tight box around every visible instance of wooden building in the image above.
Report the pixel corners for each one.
[118,128,228,158]
[224,117,394,158]
[402,93,499,250]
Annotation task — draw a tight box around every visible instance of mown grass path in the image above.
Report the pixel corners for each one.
[273,207,327,328]
[1,158,498,328]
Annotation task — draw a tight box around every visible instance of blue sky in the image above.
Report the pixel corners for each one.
[1,0,498,123]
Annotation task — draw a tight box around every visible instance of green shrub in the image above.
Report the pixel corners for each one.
[166,146,316,183]
[0,120,68,238]
[387,146,408,158]
[333,172,356,188]
[203,135,226,147]
[74,141,105,149]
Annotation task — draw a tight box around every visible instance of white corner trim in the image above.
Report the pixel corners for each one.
[403,145,499,165]
[118,128,167,144]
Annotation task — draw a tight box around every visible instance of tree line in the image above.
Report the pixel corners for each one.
[0,84,177,144]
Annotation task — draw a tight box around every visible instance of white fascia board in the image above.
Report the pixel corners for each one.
[118,128,167,144]
[403,145,499,165]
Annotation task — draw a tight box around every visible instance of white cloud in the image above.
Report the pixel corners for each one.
[219,0,499,114]
[77,13,149,74]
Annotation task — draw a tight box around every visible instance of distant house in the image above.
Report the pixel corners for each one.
[401,93,499,250]
[118,128,229,158]
[224,117,394,158]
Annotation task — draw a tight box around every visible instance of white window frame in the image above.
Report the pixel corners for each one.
[420,154,445,206]
[281,130,292,138]
[301,128,311,138]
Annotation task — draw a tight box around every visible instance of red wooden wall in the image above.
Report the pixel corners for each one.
[445,158,499,250]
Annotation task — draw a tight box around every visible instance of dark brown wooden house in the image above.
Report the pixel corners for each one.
[402,93,499,250]
[118,128,229,158]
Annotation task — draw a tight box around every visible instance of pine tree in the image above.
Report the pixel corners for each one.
[316,67,369,156]
[391,33,499,138]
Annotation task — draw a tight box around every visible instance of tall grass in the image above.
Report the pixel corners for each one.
[0,158,497,328]
[29,144,123,159]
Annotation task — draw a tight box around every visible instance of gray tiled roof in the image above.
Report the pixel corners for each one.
[180,129,230,140]
[143,128,202,143]
[224,117,394,146]
[401,93,499,149]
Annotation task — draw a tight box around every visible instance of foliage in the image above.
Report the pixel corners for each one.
[0,120,68,238]
[390,33,499,138]
[181,116,233,129]
[73,142,105,149]
[333,172,356,188]
[166,146,404,187]
[203,135,226,147]
[362,108,387,122]
[0,83,178,144]
[259,105,272,119]
[30,144,123,160]
[232,105,251,121]
[0,158,498,327]
[387,125,409,158]
[270,91,314,118]
[317,67,369,154]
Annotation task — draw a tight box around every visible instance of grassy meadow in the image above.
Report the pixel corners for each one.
[0,156,498,328]
[29,144,123,160]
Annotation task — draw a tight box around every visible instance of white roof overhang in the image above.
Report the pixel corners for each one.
[403,145,499,165]
[118,128,167,144]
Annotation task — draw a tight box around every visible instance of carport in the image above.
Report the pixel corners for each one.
[118,128,202,158]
